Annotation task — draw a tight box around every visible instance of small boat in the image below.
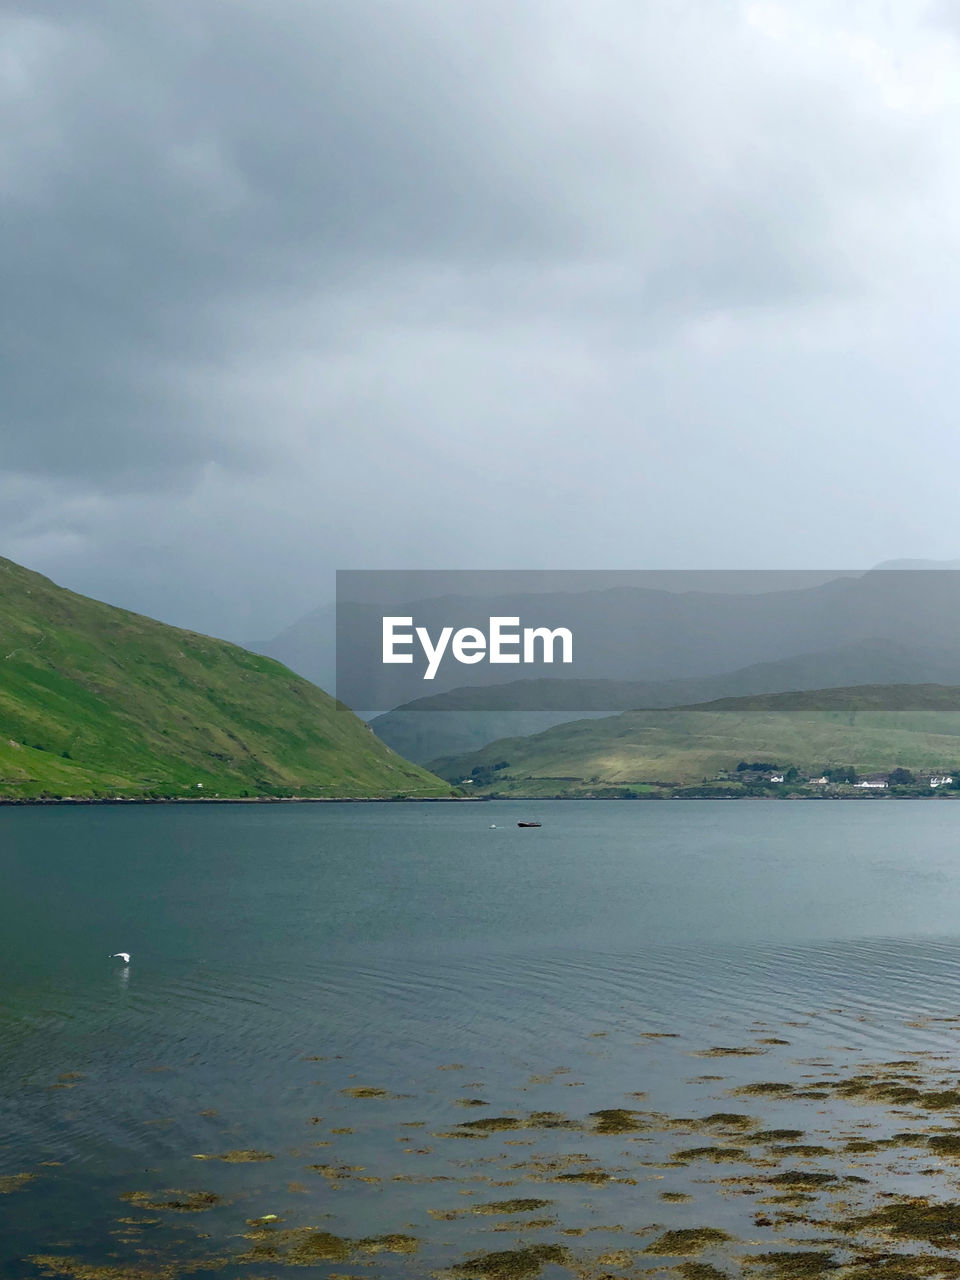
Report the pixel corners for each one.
[517,821,542,828]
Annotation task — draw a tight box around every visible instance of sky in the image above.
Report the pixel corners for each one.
[5,0,960,641]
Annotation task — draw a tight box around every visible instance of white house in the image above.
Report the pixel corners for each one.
[856,778,888,789]
[930,775,954,788]
[769,774,785,783]
[808,776,829,785]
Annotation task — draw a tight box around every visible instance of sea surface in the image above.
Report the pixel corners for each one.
[6,800,960,1277]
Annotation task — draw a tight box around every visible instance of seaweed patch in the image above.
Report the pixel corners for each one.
[644,1227,733,1255]
[119,1190,221,1213]
[441,1244,570,1278]
[0,1172,36,1193]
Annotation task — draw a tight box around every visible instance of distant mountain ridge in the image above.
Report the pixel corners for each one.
[255,562,960,718]
[0,557,449,800]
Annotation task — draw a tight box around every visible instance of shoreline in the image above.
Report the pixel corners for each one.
[1,791,959,805]
[0,794,482,806]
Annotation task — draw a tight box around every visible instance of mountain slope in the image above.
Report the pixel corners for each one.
[432,685,960,796]
[0,557,450,800]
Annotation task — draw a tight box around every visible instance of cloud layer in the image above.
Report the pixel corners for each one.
[4,1,960,638]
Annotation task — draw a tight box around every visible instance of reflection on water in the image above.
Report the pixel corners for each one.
[5,801,960,1276]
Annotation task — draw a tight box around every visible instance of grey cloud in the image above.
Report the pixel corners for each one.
[3,1,584,481]
[1,1,958,637]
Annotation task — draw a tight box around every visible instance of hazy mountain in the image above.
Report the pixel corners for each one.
[256,566,960,715]
[247,601,337,693]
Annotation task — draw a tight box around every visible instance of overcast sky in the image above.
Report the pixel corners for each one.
[5,1,960,641]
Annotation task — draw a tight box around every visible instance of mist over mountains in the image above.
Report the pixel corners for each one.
[251,566,960,762]
[248,603,338,694]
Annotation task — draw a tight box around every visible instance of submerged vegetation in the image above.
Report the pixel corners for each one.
[0,1172,36,1193]
[24,1014,960,1279]
[192,1149,273,1163]
[643,1227,733,1255]
[588,1107,647,1133]
[118,1189,220,1213]
[444,1244,570,1279]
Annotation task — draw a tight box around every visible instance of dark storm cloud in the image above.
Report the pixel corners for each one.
[2,1,959,636]
[2,0,582,482]
[2,0,894,476]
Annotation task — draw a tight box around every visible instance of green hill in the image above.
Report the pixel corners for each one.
[0,557,451,800]
[432,685,960,797]
[370,640,960,763]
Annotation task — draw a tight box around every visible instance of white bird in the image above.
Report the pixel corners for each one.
[110,952,131,963]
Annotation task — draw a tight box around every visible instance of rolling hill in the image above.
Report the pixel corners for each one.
[0,557,451,800]
[431,685,960,797]
[371,638,960,763]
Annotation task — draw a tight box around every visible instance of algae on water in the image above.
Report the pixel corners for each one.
[444,1244,570,1279]
[119,1190,221,1213]
[644,1227,733,1255]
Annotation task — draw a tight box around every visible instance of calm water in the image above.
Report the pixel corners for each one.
[6,800,960,1276]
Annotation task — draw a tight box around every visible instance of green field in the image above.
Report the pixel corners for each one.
[0,557,451,800]
[432,685,960,797]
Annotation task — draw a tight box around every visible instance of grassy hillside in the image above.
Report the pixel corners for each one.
[369,708,611,765]
[432,685,960,797]
[370,640,960,763]
[0,557,451,800]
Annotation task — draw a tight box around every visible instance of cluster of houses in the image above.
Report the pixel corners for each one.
[845,774,954,790]
[730,770,955,789]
